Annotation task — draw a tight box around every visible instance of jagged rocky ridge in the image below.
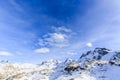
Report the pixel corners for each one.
[0,48,120,80]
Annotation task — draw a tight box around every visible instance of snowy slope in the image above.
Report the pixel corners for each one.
[0,48,120,80]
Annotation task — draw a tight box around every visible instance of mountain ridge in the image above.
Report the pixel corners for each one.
[0,47,120,80]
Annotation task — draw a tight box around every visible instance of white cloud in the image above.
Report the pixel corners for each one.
[86,42,93,47]
[0,51,13,56]
[38,27,71,48]
[34,47,50,54]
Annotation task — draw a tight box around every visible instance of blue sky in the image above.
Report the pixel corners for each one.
[0,0,120,63]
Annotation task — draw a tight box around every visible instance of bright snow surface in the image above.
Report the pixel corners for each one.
[0,48,120,80]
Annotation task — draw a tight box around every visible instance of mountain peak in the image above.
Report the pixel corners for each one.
[94,47,111,53]
[79,47,113,61]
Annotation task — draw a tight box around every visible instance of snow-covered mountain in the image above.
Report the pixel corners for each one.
[0,48,120,80]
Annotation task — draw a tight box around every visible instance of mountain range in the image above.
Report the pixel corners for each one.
[0,48,120,80]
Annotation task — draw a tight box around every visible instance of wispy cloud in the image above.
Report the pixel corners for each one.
[53,26,72,33]
[9,0,24,12]
[0,51,13,56]
[34,47,50,54]
[38,27,72,48]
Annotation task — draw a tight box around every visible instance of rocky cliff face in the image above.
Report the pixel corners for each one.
[0,48,120,80]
